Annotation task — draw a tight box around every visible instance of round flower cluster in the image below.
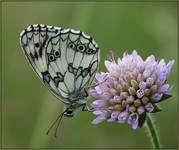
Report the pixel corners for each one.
[90,51,174,129]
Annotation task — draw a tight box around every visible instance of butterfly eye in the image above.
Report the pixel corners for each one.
[68,42,75,49]
[54,51,60,57]
[35,42,40,48]
[64,109,74,117]
[67,109,73,114]
[48,54,55,61]
[77,44,85,52]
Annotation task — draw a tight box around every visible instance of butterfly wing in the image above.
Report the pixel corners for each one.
[20,24,100,104]
[46,29,100,102]
[20,24,68,103]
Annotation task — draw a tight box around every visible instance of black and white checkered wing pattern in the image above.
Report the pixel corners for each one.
[20,24,100,104]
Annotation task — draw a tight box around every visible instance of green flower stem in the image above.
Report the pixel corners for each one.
[146,114,161,149]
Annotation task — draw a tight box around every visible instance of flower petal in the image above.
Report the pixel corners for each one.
[91,100,107,109]
[93,110,106,115]
[166,60,175,77]
[128,113,139,129]
[92,116,106,124]
[158,84,170,94]
[118,112,129,123]
[152,93,163,102]
[145,103,154,112]
[111,111,119,119]
[89,89,99,97]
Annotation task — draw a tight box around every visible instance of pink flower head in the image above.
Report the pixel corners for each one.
[89,50,174,129]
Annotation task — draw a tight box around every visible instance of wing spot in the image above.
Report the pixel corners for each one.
[48,54,55,61]
[68,42,75,49]
[35,42,40,48]
[55,29,58,33]
[81,68,89,77]
[54,72,64,87]
[77,44,86,52]
[54,51,60,57]
[68,63,78,75]
[42,71,51,83]
[68,63,74,73]
[86,48,96,55]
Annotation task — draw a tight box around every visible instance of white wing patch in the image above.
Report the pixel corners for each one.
[20,24,100,105]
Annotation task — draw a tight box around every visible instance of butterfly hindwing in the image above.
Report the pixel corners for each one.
[20,24,100,104]
[20,24,68,103]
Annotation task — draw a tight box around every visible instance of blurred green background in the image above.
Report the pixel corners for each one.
[1,1,177,149]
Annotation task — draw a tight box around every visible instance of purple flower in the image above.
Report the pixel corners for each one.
[89,50,174,129]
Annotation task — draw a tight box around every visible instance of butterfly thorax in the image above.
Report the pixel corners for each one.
[68,88,88,101]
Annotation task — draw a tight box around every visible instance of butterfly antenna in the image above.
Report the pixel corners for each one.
[86,78,107,89]
[111,50,117,62]
[54,112,64,138]
[46,110,65,137]
[106,50,117,62]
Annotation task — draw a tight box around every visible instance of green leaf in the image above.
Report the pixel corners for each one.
[138,112,146,128]
[161,94,172,101]
[151,104,162,113]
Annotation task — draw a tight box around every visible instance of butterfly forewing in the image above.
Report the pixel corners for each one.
[20,24,100,105]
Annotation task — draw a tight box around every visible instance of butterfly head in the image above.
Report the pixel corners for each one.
[64,95,88,118]
[64,108,75,117]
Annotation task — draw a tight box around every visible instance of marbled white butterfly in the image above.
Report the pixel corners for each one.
[20,24,100,137]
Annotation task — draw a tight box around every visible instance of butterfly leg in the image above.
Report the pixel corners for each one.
[81,104,94,112]
[85,78,107,91]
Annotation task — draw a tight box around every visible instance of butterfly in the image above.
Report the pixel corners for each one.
[20,24,100,137]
